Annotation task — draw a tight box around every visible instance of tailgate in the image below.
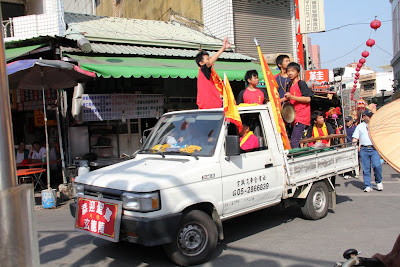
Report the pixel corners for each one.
[286,146,358,186]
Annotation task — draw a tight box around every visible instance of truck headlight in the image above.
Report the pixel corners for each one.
[73,183,84,197]
[122,191,160,212]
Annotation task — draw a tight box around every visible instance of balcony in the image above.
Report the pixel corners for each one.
[2,12,65,41]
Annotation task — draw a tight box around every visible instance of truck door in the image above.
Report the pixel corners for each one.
[220,111,284,216]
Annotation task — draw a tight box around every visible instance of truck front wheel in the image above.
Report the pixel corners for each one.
[301,181,329,220]
[163,210,218,266]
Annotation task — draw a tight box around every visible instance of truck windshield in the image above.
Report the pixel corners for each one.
[141,112,224,157]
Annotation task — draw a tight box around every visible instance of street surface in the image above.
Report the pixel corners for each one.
[36,164,400,267]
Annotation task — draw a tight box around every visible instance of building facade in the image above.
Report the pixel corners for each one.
[390,0,400,99]
[202,0,296,60]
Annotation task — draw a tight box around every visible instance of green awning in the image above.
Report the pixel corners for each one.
[66,54,279,81]
[5,44,45,61]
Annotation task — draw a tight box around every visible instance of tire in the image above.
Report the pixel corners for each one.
[163,210,218,266]
[301,181,329,220]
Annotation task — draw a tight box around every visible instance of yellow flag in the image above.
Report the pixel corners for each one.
[256,45,291,150]
[223,73,243,132]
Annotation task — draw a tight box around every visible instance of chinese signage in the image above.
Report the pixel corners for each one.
[11,89,57,111]
[305,69,330,90]
[74,196,122,242]
[81,94,164,122]
[34,110,57,127]
[299,0,325,34]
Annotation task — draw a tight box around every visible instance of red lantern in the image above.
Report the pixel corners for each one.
[356,67,361,71]
[366,39,375,47]
[357,63,363,68]
[351,88,356,93]
[355,72,360,77]
[351,94,354,100]
[359,58,366,64]
[370,19,381,30]
[354,80,358,84]
[362,51,370,58]
[355,76,359,80]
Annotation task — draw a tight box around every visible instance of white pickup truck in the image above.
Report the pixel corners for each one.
[70,104,358,266]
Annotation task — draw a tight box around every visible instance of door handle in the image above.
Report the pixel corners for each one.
[265,163,273,168]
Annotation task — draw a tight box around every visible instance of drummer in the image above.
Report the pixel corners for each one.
[284,62,314,148]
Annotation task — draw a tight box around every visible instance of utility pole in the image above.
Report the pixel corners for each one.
[380,89,386,107]
[0,12,40,266]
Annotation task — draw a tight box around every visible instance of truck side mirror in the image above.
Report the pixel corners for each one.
[225,135,240,156]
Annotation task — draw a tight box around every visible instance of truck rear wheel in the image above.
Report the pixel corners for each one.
[163,210,218,266]
[301,181,329,220]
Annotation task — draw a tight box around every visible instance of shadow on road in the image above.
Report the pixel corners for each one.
[38,204,336,266]
[344,180,365,190]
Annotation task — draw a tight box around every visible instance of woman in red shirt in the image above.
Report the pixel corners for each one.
[306,110,335,147]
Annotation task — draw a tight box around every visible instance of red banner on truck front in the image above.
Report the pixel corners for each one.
[74,195,122,242]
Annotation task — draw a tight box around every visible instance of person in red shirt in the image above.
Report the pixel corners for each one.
[237,70,268,105]
[238,122,259,152]
[306,110,334,147]
[195,37,231,109]
[284,62,314,148]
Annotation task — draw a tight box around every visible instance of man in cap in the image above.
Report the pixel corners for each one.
[345,116,356,143]
[352,110,383,192]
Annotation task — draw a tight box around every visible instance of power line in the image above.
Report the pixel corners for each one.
[314,19,393,33]
[320,42,364,64]
[375,44,393,57]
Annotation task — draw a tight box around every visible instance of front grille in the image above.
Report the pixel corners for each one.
[82,184,123,201]
[84,190,121,200]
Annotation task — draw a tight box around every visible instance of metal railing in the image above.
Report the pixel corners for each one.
[2,18,14,38]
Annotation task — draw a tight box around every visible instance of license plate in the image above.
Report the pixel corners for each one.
[74,195,122,242]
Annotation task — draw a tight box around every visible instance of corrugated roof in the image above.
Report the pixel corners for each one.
[64,12,226,50]
[61,43,256,61]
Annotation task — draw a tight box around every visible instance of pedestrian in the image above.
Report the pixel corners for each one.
[352,109,382,192]
[237,70,268,105]
[274,54,291,103]
[341,115,357,179]
[344,116,356,143]
[195,37,231,109]
[284,62,314,148]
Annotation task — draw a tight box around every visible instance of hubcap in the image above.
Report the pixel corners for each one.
[177,223,208,256]
[312,188,326,213]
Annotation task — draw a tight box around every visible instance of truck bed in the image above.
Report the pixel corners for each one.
[286,145,359,188]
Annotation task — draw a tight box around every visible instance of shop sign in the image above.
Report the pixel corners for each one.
[81,94,164,122]
[305,69,330,90]
[34,109,57,127]
[74,195,122,242]
[299,0,325,34]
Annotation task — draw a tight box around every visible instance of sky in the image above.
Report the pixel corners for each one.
[308,0,393,71]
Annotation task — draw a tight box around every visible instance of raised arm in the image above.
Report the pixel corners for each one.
[206,37,231,68]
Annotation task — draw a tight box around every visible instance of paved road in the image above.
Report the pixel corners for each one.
[36,164,400,266]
